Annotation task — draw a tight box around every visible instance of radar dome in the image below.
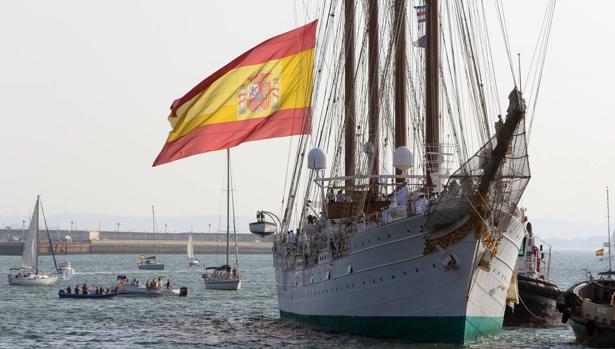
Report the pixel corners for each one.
[393,146,413,170]
[307,148,327,170]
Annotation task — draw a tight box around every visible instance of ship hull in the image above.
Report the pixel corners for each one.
[275,213,526,344]
[504,276,560,325]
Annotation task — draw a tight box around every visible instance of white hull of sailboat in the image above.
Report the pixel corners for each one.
[8,273,59,286]
[189,260,201,266]
[138,263,165,270]
[274,213,526,343]
[204,278,241,290]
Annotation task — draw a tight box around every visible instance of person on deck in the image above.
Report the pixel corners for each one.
[415,194,428,215]
[335,190,347,203]
[395,182,410,206]
[326,189,335,203]
[166,280,170,290]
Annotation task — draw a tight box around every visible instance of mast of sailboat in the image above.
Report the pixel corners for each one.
[151,205,156,256]
[608,186,612,272]
[425,0,439,189]
[344,0,356,191]
[40,198,59,272]
[368,0,380,189]
[394,0,407,183]
[226,148,230,267]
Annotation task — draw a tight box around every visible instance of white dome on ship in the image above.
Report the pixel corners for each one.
[307,148,327,170]
[393,146,413,170]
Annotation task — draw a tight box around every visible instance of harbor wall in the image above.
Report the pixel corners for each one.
[0,229,272,255]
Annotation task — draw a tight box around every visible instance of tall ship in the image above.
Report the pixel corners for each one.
[151,0,553,344]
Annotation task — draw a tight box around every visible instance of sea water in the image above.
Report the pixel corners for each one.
[0,251,602,348]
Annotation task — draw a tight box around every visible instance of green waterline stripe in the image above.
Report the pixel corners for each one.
[280,311,503,344]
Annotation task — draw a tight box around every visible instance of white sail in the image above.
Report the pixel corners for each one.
[187,234,194,259]
[21,196,39,271]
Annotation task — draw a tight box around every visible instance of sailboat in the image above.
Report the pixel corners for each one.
[8,196,59,286]
[201,150,241,290]
[187,232,200,266]
[138,205,165,270]
[557,187,615,347]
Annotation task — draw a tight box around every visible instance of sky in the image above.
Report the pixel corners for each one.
[0,1,614,236]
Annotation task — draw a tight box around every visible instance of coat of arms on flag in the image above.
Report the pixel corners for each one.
[238,72,280,118]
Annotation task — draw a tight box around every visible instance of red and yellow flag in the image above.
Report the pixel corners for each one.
[596,248,605,256]
[153,21,317,166]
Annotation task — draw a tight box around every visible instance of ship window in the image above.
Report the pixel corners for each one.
[403,271,407,276]
[391,275,395,280]
[379,277,383,282]
[415,268,419,273]
[377,237,381,241]
[387,233,391,239]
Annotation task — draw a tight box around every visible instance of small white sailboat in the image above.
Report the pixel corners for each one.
[137,205,164,270]
[8,196,59,286]
[202,150,241,290]
[187,233,200,266]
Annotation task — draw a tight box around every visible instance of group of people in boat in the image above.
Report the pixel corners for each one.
[65,283,114,295]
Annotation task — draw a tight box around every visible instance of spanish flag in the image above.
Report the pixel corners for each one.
[596,248,605,256]
[154,21,317,166]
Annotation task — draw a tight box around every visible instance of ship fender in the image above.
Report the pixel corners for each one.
[179,287,188,297]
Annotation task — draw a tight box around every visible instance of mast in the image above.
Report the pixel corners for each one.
[368,0,380,188]
[226,148,230,267]
[608,186,612,272]
[35,196,39,274]
[151,205,156,256]
[394,0,407,183]
[425,0,439,189]
[344,0,356,190]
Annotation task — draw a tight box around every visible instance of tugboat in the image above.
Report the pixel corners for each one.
[557,187,615,347]
[504,219,561,325]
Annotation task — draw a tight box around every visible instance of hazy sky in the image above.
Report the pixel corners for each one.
[1,1,613,233]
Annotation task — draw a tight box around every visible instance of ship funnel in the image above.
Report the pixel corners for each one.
[307,148,327,170]
[393,146,413,170]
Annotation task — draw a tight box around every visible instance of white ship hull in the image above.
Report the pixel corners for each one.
[274,213,525,343]
[204,278,242,290]
[8,273,59,286]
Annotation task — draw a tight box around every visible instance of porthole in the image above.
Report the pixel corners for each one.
[415,268,419,272]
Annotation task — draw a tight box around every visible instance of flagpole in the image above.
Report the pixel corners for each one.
[226,148,230,267]
[608,186,612,272]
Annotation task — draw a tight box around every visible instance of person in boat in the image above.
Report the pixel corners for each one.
[82,283,88,295]
[232,267,237,278]
[66,286,72,294]
[146,280,150,289]
[165,280,170,290]
[287,230,294,248]
[151,279,157,289]
[75,285,80,294]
